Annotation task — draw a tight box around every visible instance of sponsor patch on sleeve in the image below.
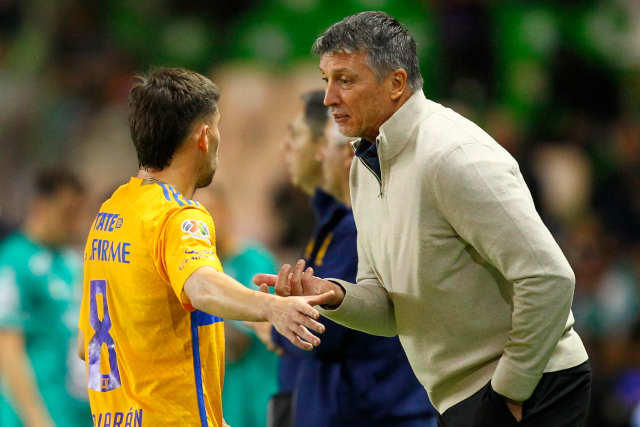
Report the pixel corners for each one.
[181,219,211,241]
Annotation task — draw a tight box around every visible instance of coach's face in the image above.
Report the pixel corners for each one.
[320,50,397,142]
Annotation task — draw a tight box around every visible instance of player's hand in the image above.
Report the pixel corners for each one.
[253,261,345,307]
[264,290,335,351]
[222,418,231,427]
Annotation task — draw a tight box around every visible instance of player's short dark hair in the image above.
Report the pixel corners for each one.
[301,90,329,141]
[312,11,423,92]
[35,169,85,198]
[129,67,221,171]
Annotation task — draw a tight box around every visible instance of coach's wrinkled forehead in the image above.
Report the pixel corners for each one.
[312,11,423,92]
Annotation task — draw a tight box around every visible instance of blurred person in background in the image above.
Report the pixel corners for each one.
[565,216,639,427]
[568,216,639,370]
[0,169,90,427]
[256,89,437,427]
[195,187,279,427]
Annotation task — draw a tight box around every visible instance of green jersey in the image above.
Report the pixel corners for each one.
[221,243,279,427]
[0,232,91,427]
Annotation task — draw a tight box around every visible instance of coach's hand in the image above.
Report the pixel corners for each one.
[506,398,523,422]
[253,261,345,308]
[263,289,335,351]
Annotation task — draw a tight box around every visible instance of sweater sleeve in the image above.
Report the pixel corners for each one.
[435,142,575,402]
[317,235,397,337]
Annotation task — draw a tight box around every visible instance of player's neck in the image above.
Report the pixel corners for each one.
[137,167,197,200]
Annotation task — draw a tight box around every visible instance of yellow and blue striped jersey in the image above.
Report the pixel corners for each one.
[78,177,225,427]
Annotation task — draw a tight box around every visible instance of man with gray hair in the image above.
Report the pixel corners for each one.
[256,11,591,427]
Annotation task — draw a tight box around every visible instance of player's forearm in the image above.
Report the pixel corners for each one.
[185,266,271,321]
[0,331,55,426]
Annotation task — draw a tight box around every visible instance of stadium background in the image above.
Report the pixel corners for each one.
[0,0,639,426]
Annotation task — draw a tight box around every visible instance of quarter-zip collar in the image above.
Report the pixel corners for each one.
[376,91,442,161]
[354,138,381,181]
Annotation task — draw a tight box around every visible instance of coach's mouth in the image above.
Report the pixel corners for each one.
[332,113,350,123]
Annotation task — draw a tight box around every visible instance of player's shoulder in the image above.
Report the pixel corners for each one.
[122,178,209,224]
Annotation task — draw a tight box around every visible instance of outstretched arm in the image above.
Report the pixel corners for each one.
[159,208,333,351]
[184,266,335,350]
[254,257,397,337]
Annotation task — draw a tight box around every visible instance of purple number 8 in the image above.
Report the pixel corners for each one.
[88,280,121,392]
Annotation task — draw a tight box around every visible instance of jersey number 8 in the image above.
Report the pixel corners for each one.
[88,280,122,392]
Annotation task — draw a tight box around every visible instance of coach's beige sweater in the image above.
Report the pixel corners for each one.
[318,91,588,414]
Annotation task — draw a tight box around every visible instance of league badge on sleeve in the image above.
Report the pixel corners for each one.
[181,219,211,241]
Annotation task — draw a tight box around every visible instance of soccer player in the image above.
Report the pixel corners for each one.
[0,169,90,427]
[77,67,334,427]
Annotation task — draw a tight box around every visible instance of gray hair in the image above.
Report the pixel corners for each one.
[312,11,423,92]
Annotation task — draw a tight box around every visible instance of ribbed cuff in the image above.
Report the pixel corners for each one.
[491,359,542,401]
[317,279,363,323]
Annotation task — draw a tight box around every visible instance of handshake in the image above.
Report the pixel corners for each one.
[246,259,346,353]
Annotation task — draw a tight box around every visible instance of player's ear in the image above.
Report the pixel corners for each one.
[197,124,210,154]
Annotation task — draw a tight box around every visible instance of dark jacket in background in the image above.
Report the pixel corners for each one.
[273,189,437,427]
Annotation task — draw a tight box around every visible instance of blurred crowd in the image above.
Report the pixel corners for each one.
[1,0,640,426]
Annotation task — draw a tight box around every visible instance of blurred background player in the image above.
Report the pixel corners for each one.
[256,90,438,427]
[195,186,279,427]
[0,169,91,427]
[77,67,334,427]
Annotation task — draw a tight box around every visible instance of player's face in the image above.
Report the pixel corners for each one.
[196,111,220,189]
[282,107,322,191]
[320,51,394,141]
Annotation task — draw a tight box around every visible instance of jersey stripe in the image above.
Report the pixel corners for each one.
[170,188,186,206]
[195,310,223,326]
[190,311,208,427]
[158,183,172,202]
